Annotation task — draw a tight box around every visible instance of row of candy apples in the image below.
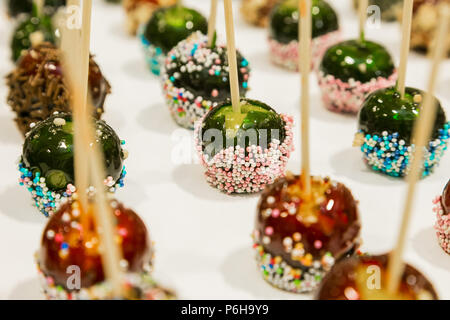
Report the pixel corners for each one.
[3,0,449,299]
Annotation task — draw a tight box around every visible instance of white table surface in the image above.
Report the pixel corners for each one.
[0,0,448,300]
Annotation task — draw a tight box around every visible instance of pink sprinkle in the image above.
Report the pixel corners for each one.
[272,209,280,218]
[46,277,54,285]
[314,240,322,249]
[265,227,274,235]
[118,227,128,237]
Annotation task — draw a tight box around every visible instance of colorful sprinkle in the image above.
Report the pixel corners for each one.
[194,114,294,194]
[318,70,398,114]
[356,123,449,177]
[268,30,341,71]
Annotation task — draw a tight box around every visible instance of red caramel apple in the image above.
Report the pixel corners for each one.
[253,174,361,293]
[316,254,438,300]
[37,198,152,297]
[6,42,111,136]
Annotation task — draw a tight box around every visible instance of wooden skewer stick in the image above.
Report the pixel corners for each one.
[60,1,88,212]
[34,0,44,16]
[60,0,124,298]
[397,0,414,99]
[84,101,125,299]
[387,5,450,294]
[79,0,124,299]
[80,0,92,119]
[64,0,81,39]
[299,0,311,198]
[207,0,218,47]
[67,0,80,7]
[223,0,241,114]
[358,0,368,41]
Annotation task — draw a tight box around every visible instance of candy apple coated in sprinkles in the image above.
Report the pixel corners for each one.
[268,0,341,70]
[253,174,361,293]
[195,99,294,194]
[162,31,250,129]
[354,86,449,178]
[36,199,174,300]
[19,113,127,216]
[317,39,397,114]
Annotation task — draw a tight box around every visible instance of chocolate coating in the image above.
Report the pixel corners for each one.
[39,200,152,290]
[6,43,111,136]
[317,254,438,300]
[255,175,360,270]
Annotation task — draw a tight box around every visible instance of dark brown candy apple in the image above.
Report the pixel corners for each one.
[317,254,438,300]
[38,199,152,292]
[6,42,111,136]
[253,174,361,293]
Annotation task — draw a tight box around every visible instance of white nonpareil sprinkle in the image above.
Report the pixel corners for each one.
[53,118,66,126]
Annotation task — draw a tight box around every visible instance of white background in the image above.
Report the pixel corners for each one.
[0,0,448,300]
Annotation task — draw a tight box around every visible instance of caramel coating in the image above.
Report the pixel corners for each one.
[317,254,438,300]
[6,43,110,136]
[255,175,360,269]
[39,199,152,290]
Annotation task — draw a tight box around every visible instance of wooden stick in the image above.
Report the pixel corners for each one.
[60,2,88,212]
[80,0,123,299]
[34,0,44,17]
[299,0,311,197]
[80,0,92,118]
[60,0,124,298]
[84,101,125,299]
[223,0,241,114]
[397,0,414,99]
[65,0,81,36]
[358,0,368,41]
[207,0,218,47]
[387,5,450,294]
